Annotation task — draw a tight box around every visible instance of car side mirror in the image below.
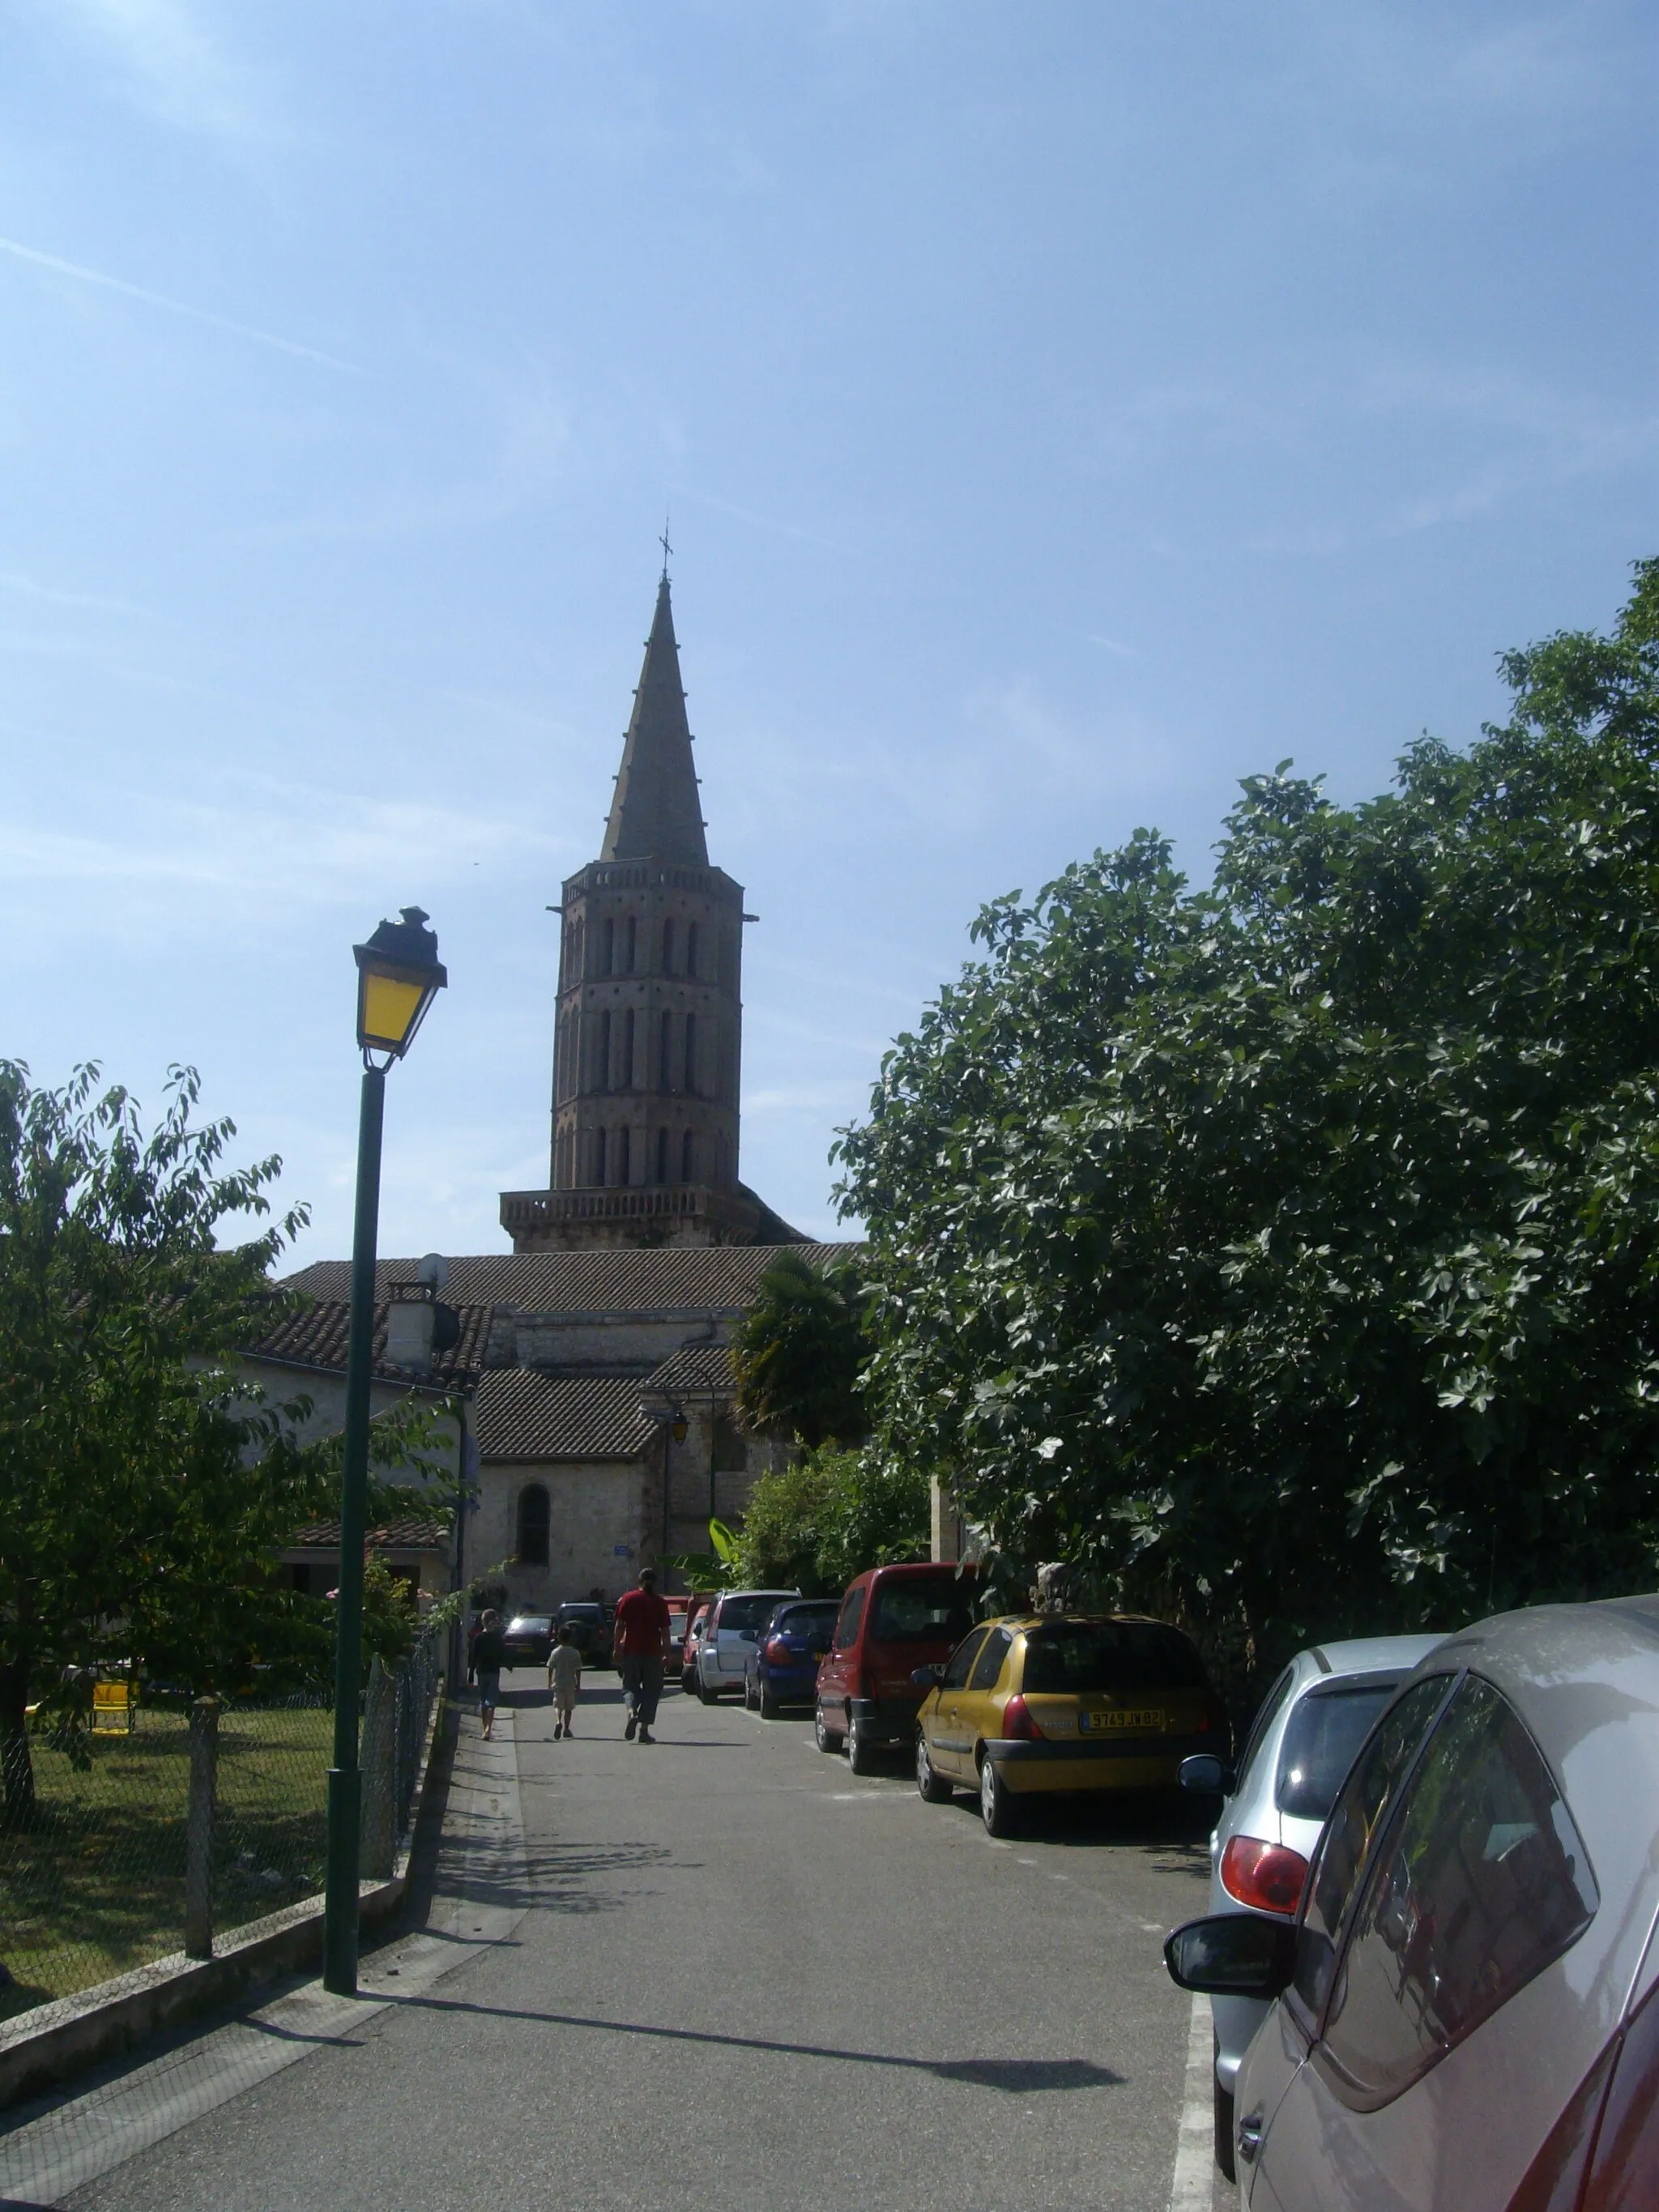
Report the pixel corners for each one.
[1179,1753,1236,1796]
[1163,1914,1297,1999]
[911,1664,944,1689]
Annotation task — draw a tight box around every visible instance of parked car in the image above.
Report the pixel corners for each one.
[500,1613,554,1669]
[680,1597,714,1690]
[694,1588,800,1701]
[744,1598,840,1716]
[1176,1633,1444,2180]
[814,1562,979,1773]
[913,1612,1226,1835]
[553,1601,612,1669]
[1166,1595,1659,2210]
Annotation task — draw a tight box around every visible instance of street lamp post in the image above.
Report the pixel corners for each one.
[322,906,446,1998]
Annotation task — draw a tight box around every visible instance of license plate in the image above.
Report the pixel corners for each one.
[1080,1708,1164,1733]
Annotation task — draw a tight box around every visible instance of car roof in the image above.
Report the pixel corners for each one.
[718,1588,799,1600]
[1298,1632,1446,1680]
[984,1613,1200,1634]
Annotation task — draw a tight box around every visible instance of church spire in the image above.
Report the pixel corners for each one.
[599,573,708,868]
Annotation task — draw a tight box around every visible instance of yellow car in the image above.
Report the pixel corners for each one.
[913,1613,1228,1835]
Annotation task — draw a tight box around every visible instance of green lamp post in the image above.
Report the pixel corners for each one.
[322,906,446,1997]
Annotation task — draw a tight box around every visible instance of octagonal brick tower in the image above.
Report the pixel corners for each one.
[501,571,796,1251]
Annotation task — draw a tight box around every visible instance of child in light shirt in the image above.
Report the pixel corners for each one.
[548,1625,582,1738]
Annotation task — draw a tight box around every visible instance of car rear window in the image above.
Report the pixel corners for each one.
[1020,1622,1207,1694]
[717,1595,786,1634]
[508,1617,551,1634]
[1276,1681,1404,1822]
[870,1579,978,1643]
[774,1605,838,1634]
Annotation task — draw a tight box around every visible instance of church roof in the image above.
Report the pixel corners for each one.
[281,1243,856,1315]
[642,1343,735,1397]
[599,575,707,867]
[476,1367,659,1461]
[245,1298,494,1389]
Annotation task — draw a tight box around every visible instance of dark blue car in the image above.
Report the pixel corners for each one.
[743,1599,840,1717]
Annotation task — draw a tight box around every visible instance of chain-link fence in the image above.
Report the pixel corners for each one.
[0,1634,443,2027]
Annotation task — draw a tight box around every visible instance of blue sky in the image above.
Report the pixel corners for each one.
[2,2,1653,1261]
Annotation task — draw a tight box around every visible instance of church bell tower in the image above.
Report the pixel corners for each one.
[501,565,796,1251]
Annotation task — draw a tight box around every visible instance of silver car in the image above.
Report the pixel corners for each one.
[1179,1634,1444,2180]
[1167,1595,1659,2207]
[694,1588,800,1701]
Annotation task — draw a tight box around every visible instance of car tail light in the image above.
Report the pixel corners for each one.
[1000,1694,1045,1741]
[764,1637,792,1663]
[1220,1835,1309,1916]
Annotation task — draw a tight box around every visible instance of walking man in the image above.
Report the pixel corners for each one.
[612,1568,672,1744]
[471,1608,506,1741]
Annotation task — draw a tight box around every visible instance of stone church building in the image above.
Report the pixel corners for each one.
[250,568,855,1615]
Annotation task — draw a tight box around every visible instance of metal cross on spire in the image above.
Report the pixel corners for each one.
[659,513,672,583]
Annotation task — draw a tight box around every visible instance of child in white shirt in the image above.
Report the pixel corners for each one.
[548,1626,582,1738]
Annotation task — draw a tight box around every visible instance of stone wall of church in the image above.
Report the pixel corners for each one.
[476,1457,650,1617]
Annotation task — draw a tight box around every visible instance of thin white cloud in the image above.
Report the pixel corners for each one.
[0,237,366,376]
[0,571,147,616]
[37,0,275,144]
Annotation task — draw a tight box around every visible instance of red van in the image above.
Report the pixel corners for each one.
[813,1562,979,1774]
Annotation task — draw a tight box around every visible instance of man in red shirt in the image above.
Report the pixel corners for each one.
[612,1567,672,1743]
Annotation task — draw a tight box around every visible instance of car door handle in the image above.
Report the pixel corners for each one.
[1236,2109,1263,2165]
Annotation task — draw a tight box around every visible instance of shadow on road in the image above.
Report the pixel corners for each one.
[373,1993,1127,2091]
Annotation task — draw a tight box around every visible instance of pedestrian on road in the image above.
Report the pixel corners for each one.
[612,1568,672,1744]
[548,1624,582,1738]
[471,1608,506,1741]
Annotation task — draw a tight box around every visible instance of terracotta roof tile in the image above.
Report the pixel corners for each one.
[476,1368,659,1462]
[245,1300,492,1388]
[280,1243,856,1316]
[642,1345,735,1397]
[288,1517,450,1550]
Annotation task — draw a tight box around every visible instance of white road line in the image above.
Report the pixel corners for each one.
[1168,1991,1216,2211]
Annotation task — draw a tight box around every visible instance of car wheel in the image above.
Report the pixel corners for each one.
[759,1687,781,1720]
[979,1754,1017,1837]
[846,1713,879,1775]
[1213,2062,1236,2184]
[813,1703,842,1754]
[915,1733,953,1803]
[680,1667,695,1693]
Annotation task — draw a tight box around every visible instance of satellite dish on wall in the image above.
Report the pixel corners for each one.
[417,1251,450,1289]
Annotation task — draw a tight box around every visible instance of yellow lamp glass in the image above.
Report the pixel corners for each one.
[359,970,428,1052]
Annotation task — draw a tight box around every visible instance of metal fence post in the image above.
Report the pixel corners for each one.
[185,1696,220,1961]
[360,1658,396,1882]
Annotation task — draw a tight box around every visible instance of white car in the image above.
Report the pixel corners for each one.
[694,1588,800,1701]
[1166,1596,1659,2208]
[1179,1634,1444,2180]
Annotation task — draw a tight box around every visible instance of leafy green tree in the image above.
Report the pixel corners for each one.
[733,1448,929,1596]
[731,1252,868,1450]
[0,1063,443,1823]
[834,563,1659,1677]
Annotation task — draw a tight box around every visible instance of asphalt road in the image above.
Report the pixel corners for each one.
[53,1674,1227,2212]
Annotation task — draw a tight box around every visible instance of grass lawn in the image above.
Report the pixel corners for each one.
[1,1704,330,2024]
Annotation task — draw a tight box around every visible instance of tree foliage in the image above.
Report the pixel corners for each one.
[0,1063,443,1822]
[834,563,1659,1673]
[731,1252,869,1450]
[733,1447,930,1597]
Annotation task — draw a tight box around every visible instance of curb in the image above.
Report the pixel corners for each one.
[0,1687,450,2113]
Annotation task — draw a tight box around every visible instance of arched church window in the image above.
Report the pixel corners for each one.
[594,1126,606,1186]
[686,923,698,979]
[516,1483,550,1567]
[659,1011,672,1093]
[656,1127,669,1184]
[599,1010,612,1090]
[684,1012,697,1093]
[662,918,675,974]
[626,915,637,972]
[617,1125,631,1186]
[681,1128,695,1182]
[603,918,616,974]
[623,1009,636,1089]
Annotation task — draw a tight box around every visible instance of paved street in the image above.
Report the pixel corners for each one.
[30,1677,1226,2212]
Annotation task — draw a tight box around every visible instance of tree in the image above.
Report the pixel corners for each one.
[733,1447,929,1596]
[0,1063,441,1823]
[834,563,1659,1681]
[731,1252,868,1450]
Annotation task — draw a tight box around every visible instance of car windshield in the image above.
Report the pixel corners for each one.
[719,1596,788,1634]
[1020,1622,1207,1693]
[1277,1681,1405,1821]
[870,1580,978,1643]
